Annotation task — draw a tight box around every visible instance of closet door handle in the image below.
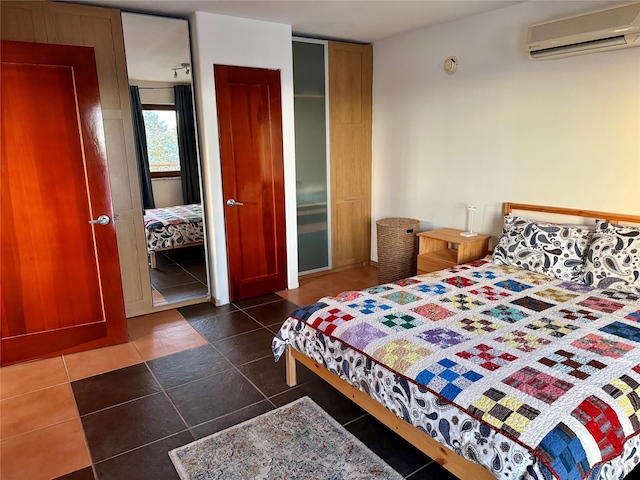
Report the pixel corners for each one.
[226,199,244,207]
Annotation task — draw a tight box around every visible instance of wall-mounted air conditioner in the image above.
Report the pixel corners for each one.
[526,3,640,60]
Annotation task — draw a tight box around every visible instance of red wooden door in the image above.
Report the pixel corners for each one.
[1,40,127,365]
[215,65,287,301]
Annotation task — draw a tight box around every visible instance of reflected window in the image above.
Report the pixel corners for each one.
[142,104,180,177]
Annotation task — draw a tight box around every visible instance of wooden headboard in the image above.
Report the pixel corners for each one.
[503,203,640,226]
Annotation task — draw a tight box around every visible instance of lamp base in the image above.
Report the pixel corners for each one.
[460,231,477,237]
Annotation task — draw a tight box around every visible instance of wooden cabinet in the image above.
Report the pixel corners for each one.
[329,41,373,270]
[1,1,152,316]
[417,229,491,274]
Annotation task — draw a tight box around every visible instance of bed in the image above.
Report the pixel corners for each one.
[143,203,204,268]
[273,203,640,480]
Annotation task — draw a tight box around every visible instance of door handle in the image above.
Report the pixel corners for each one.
[88,215,110,225]
[226,199,244,207]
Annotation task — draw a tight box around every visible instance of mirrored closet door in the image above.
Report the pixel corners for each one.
[122,13,208,308]
[293,39,330,274]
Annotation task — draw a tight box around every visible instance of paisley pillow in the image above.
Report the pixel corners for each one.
[583,222,640,293]
[511,222,593,281]
[492,215,592,281]
[492,215,530,265]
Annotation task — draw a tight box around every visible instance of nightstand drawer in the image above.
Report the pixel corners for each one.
[418,252,456,274]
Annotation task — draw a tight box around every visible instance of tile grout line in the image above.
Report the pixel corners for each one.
[63,358,100,480]
[404,460,435,479]
[142,362,195,443]
[93,429,193,467]
[175,261,207,287]
[341,412,369,427]
[187,398,273,435]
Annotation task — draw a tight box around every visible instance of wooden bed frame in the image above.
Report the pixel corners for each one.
[284,202,640,480]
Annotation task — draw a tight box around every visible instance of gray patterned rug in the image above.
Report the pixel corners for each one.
[169,396,404,480]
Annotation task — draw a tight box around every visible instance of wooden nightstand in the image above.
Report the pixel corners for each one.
[416,228,491,274]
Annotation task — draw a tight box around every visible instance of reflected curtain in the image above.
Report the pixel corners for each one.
[129,85,155,210]
[174,85,201,205]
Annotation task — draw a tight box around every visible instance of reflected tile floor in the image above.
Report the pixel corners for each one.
[0,266,457,480]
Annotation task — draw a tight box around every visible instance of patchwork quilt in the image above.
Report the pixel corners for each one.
[144,204,204,252]
[273,260,640,480]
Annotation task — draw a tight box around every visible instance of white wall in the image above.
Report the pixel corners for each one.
[151,177,183,207]
[134,80,176,105]
[190,12,298,305]
[371,1,640,260]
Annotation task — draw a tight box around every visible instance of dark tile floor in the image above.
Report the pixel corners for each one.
[149,246,208,304]
[55,293,452,480]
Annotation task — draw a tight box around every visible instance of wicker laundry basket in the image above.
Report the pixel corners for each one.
[376,218,420,284]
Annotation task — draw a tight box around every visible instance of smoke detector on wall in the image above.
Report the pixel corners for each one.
[444,56,458,75]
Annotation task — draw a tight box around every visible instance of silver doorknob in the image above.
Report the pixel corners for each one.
[226,199,244,207]
[88,215,110,225]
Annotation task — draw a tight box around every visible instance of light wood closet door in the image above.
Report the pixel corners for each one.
[1,1,152,317]
[328,42,373,269]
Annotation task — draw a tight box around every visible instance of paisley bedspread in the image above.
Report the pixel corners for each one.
[273,260,640,480]
[144,204,203,252]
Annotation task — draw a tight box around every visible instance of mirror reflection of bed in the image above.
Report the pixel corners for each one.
[122,13,208,307]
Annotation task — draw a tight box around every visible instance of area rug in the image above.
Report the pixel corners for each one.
[169,396,404,480]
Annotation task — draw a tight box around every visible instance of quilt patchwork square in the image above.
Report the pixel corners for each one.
[334,291,362,302]
[414,283,449,295]
[417,328,469,349]
[600,290,640,303]
[494,330,551,353]
[347,299,393,315]
[600,322,640,343]
[467,286,511,301]
[290,302,329,321]
[535,288,579,304]
[495,279,533,293]
[571,395,625,461]
[538,349,607,380]
[493,265,523,274]
[412,303,455,321]
[518,272,554,286]
[364,285,394,295]
[511,296,555,312]
[577,297,625,314]
[446,264,473,273]
[483,305,529,323]
[559,281,594,294]
[536,423,590,480]
[456,344,518,371]
[393,278,421,287]
[455,317,503,336]
[310,308,355,334]
[572,334,634,359]
[382,291,422,305]
[379,313,423,331]
[502,366,573,404]
[625,311,640,323]
[469,388,540,438]
[372,339,432,374]
[416,358,483,401]
[441,294,484,311]
[557,307,601,323]
[472,270,498,280]
[340,323,388,351]
[525,318,580,338]
[603,374,640,431]
[443,276,477,288]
